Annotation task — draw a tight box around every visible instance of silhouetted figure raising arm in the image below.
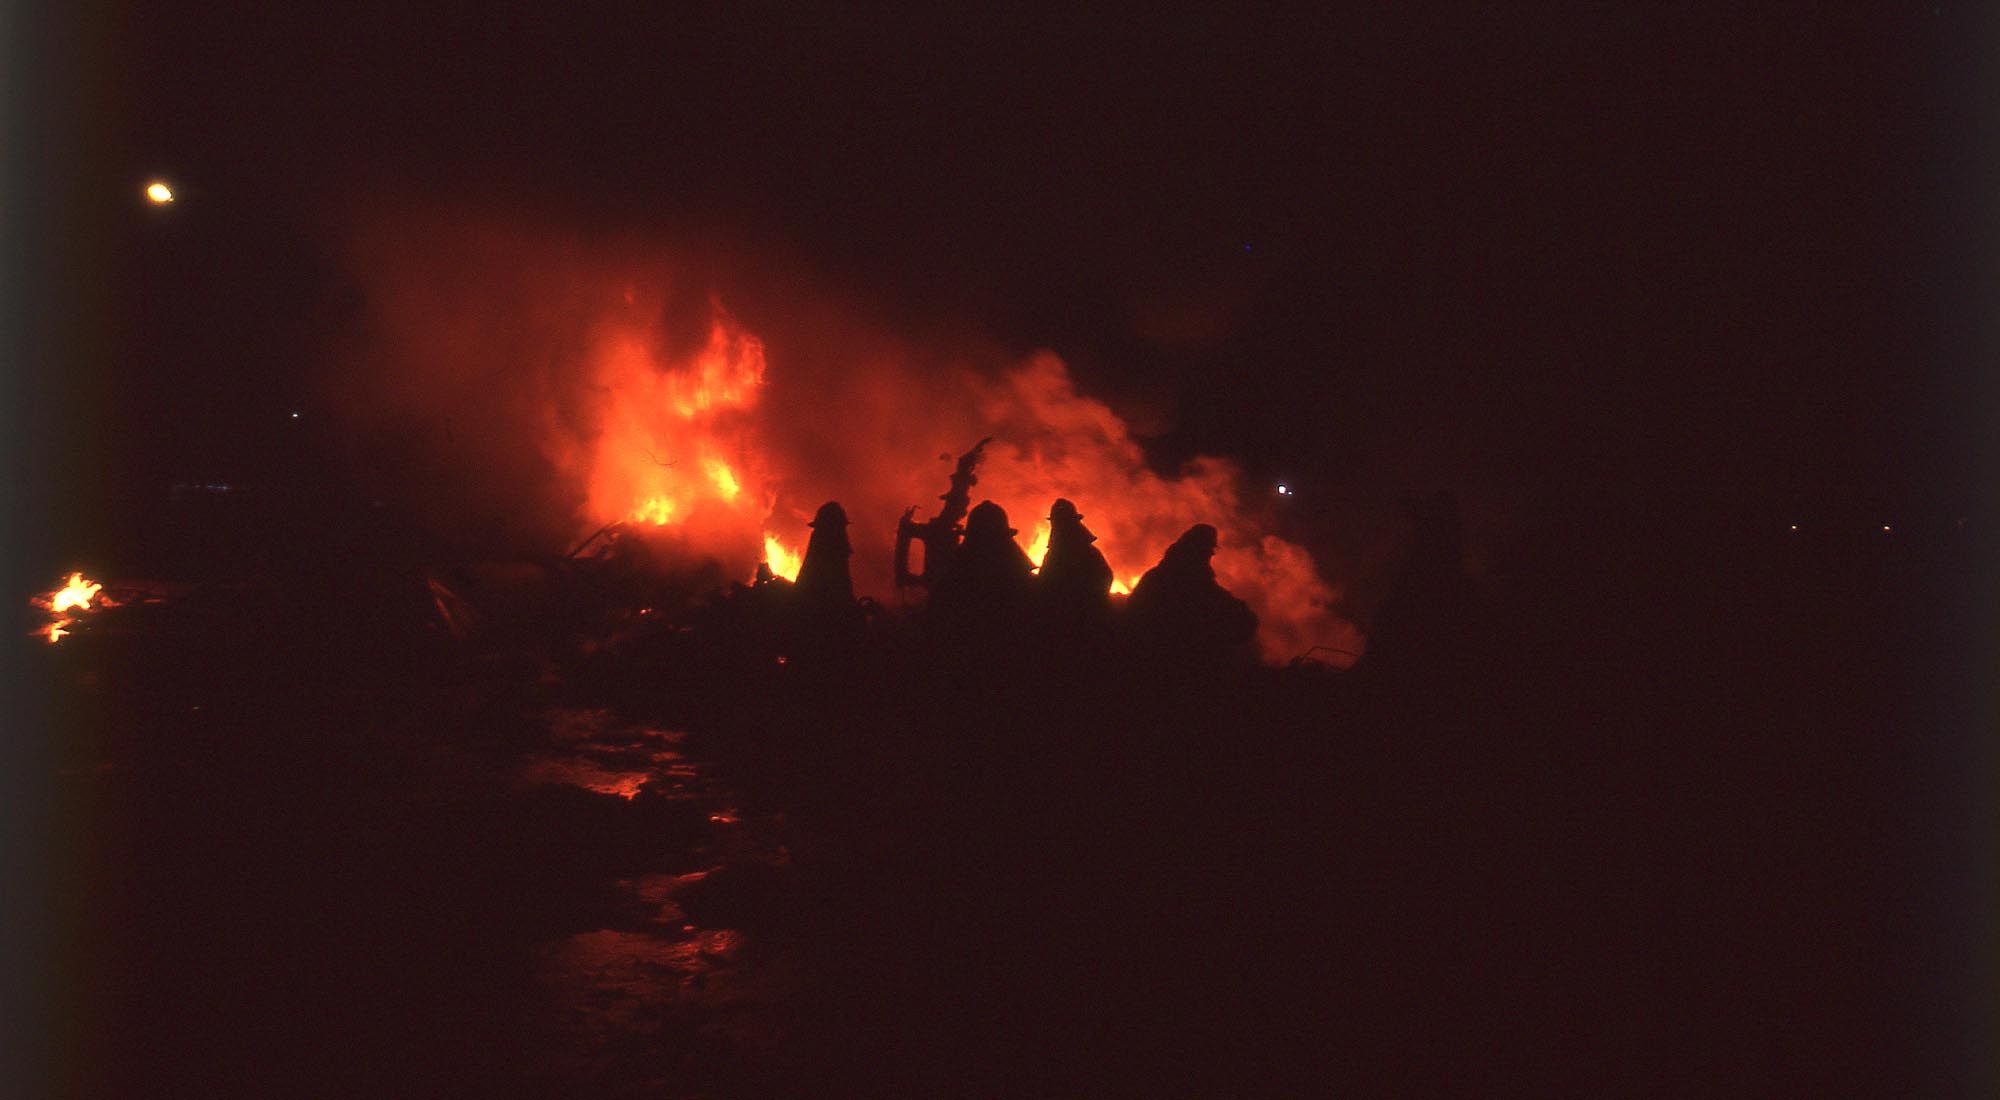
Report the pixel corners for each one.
[895,437,991,589]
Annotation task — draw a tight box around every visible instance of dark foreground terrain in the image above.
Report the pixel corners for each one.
[22,507,1989,1098]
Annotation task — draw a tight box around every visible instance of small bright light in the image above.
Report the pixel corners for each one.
[289,411,300,419]
[1882,525,1892,533]
[1789,524,1798,531]
[1277,484,1291,495]
[145,181,174,204]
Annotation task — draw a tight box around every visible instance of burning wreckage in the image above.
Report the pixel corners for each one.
[420,436,1296,674]
[327,239,1361,671]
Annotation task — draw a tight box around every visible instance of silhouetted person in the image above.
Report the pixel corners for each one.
[791,501,863,645]
[1037,498,1113,608]
[930,500,1034,625]
[1127,524,1258,663]
[795,502,857,609]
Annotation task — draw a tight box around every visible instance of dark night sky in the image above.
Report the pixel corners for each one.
[10,2,1987,567]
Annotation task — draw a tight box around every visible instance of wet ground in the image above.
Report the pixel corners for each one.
[25,516,1993,1097]
[34,578,793,1098]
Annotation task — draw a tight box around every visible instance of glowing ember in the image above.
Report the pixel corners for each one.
[47,621,71,643]
[762,535,802,582]
[51,572,102,613]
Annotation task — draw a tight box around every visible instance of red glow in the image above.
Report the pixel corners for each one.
[341,224,1363,663]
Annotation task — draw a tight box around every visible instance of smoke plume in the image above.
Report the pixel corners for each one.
[327,213,1363,663]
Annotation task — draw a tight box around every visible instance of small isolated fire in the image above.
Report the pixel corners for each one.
[52,572,101,613]
[34,571,111,644]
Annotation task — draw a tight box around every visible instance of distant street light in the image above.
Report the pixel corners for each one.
[145,180,174,204]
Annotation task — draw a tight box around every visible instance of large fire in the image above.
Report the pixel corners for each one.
[542,297,812,586]
[554,304,1350,661]
[342,224,1362,663]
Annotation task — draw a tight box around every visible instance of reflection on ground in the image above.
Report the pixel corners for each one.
[517,707,781,1094]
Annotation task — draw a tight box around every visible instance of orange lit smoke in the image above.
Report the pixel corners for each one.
[903,353,1347,661]
[339,222,1360,664]
[538,299,788,572]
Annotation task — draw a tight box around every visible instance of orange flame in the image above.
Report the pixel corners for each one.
[704,458,743,501]
[341,225,1363,664]
[762,535,802,582]
[51,572,101,613]
[1024,521,1051,570]
[36,571,110,644]
[546,300,786,571]
[630,496,678,525]
[558,317,1355,661]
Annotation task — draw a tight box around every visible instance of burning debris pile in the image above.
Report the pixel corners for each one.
[340,223,1362,664]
